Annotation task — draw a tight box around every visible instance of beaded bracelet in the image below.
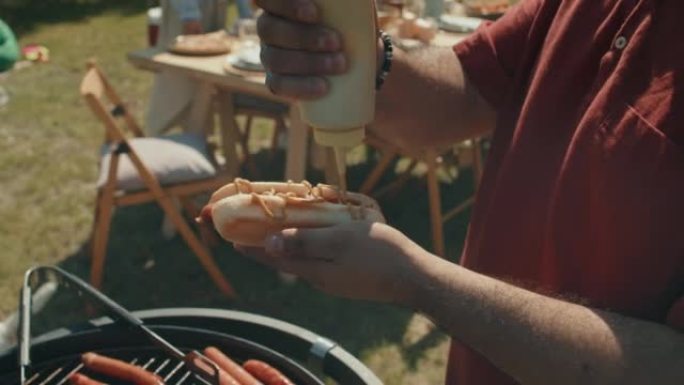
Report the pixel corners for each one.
[375,30,394,91]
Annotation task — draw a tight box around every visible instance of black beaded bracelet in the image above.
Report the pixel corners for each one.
[375,30,393,91]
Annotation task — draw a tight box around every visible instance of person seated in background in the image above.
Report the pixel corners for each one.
[0,18,18,73]
[146,0,254,136]
[0,18,18,107]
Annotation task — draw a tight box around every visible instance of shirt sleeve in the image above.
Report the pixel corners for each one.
[453,0,545,109]
[169,0,202,21]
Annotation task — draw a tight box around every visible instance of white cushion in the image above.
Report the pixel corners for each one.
[97,133,216,191]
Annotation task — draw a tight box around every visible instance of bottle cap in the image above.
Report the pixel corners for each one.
[313,126,365,148]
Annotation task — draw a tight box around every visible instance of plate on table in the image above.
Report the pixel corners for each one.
[225,44,264,72]
[168,30,233,56]
[394,38,425,52]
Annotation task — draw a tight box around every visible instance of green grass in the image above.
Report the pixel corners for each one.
[0,3,476,383]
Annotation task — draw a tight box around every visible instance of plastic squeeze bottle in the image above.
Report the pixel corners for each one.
[298,0,378,192]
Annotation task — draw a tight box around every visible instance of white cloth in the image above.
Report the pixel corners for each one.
[146,0,227,136]
[97,133,217,191]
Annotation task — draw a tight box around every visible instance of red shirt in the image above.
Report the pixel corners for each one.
[450,0,684,383]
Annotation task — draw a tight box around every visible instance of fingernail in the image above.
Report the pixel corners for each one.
[265,234,284,254]
[309,78,328,95]
[297,3,317,22]
[317,33,340,51]
[324,54,346,73]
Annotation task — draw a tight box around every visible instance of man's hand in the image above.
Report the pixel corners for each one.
[236,222,427,304]
[182,20,203,35]
[255,0,355,99]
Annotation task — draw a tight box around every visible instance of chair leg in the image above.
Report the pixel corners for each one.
[239,118,259,178]
[323,147,341,185]
[269,116,285,161]
[161,198,180,240]
[217,92,241,178]
[442,196,476,223]
[239,115,253,162]
[359,149,396,195]
[90,192,115,290]
[243,115,253,149]
[91,152,120,290]
[374,159,418,198]
[426,152,445,258]
[157,195,237,298]
[180,195,220,248]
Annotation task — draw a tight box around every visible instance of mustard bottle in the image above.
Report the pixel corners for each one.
[298,0,378,189]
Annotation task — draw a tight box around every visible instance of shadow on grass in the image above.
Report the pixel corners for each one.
[28,147,473,368]
[402,327,449,369]
[0,0,150,37]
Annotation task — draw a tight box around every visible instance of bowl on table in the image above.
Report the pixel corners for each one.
[224,44,264,73]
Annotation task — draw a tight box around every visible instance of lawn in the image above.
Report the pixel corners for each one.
[0,2,475,383]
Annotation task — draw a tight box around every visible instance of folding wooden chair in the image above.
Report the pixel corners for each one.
[360,133,485,257]
[80,61,236,297]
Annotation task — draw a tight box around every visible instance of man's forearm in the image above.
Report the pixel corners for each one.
[373,46,496,150]
[408,254,684,385]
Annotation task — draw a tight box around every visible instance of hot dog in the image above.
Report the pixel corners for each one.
[204,347,263,385]
[69,373,106,385]
[242,360,295,385]
[198,179,385,247]
[81,352,163,385]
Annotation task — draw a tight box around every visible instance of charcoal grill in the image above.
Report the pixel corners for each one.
[0,267,382,385]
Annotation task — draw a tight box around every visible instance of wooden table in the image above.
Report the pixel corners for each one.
[127,48,310,182]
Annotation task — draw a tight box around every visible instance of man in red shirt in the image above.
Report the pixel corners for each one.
[245,0,684,383]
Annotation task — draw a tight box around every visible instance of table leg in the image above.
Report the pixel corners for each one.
[323,147,341,185]
[309,141,326,170]
[217,91,241,178]
[285,104,309,182]
[187,82,215,135]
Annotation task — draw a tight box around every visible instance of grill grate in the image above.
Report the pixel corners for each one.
[4,267,382,384]
[22,348,216,385]
[18,267,222,385]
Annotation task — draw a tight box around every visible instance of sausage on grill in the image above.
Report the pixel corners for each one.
[204,347,264,385]
[81,352,163,385]
[242,360,295,385]
[69,373,106,385]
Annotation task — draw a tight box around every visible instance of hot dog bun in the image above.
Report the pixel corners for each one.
[198,179,385,247]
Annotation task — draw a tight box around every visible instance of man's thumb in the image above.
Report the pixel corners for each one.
[265,228,330,258]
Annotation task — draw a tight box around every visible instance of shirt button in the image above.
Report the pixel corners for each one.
[614,36,628,50]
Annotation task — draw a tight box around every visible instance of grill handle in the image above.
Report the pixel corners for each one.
[18,280,31,384]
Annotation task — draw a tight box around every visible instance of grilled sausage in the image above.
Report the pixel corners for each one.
[204,347,264,385]
[242,360,295,385]
[81,352,163,385]
[189,351,241,385]
[69,373,106,385]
